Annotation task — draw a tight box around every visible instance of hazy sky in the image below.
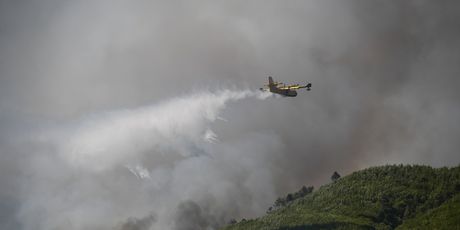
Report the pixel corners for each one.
[1,1,460,229]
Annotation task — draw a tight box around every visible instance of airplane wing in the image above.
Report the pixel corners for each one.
[279,85,304,90]
[279,83,312,90]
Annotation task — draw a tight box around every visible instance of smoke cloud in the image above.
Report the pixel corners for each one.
[1,0,460,229]
[115,214,156,230]
[7,90,280,229]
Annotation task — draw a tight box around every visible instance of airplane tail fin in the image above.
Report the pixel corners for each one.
[268,76,274,85]
[268,76,275,91]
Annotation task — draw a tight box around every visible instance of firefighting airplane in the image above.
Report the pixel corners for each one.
[259,76,311,97]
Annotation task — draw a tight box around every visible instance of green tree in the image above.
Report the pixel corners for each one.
[331,171,341,182]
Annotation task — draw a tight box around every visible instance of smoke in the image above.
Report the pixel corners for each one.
[10,89,279,229]
[173,201,218,230]
[115,214,156,230]
[1,1,460,229]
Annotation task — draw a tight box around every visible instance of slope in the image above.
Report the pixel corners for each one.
[222,165,460,230]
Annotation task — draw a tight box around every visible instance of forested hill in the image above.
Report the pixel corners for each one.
[222,165,460,230]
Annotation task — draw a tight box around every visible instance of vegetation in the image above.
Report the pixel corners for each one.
[222,165,460,230]
[268,185,314,213]
[331,171,341,182]
[397,193,460,229]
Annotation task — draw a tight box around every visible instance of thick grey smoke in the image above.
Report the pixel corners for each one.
[1,0,460,229]
[173,201,219,230]
[3,90,277,229]
[115,214,156,230]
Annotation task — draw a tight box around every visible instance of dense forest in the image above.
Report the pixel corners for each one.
[222,165,460,230]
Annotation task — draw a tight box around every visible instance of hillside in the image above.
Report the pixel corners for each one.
[222,165,460,230]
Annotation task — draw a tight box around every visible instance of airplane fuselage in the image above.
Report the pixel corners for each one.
[269,87,298,97]
[260,76,310,97]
